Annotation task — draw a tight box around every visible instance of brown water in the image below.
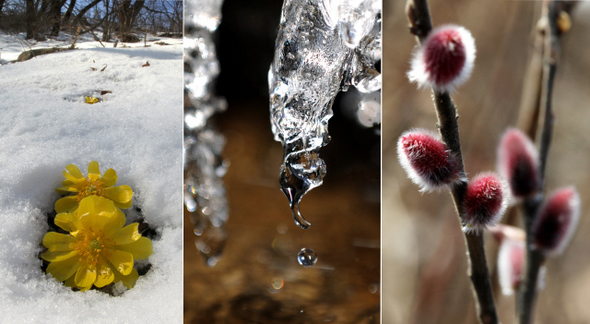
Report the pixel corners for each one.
[184,102,380,323]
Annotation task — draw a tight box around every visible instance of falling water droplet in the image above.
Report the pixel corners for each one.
[297,248,318,267]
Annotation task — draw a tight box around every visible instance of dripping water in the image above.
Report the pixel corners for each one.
[279,144,326,229]
[297,248,318,267]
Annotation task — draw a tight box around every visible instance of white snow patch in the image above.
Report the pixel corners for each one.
[0,36,182,323]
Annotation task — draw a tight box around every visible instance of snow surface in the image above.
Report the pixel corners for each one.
[0,34,183,323]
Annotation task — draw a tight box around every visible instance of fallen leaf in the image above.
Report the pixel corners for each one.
[142,61,150,67]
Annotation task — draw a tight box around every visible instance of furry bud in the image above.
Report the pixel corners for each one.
[397,129,464,192]
[462,172,509,233]
[497,239,525,296]
[497,128,540,198]
[497,237,546,296]
[408,25,476,92]
[533,186,580,256]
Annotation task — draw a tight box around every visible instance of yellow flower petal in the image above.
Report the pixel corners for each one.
[107,250,134,275]
[114,199,133,210]
[78,196,115,230]
[64,273,76,288]
[102,208,126,237]
[65,164,84,180]
[101,168,117,187]
[54,212,78,233]
[55,196,79,214]
[118,268,139,289]
[94,263,115,288]
[41,250,79,262]
[46,254,81,282]
[104,185,133,205]
[87,161,101,181]
[110,223,141,245]
[74,262,97,291]
[117,237,153,260]
[42,232,76,251]
[55,185,78,194]
[61,179,75,186]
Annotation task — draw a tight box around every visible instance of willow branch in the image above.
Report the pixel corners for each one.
[516,1,574,323]
[406,1,498,323]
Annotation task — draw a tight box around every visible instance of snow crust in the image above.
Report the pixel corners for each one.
[0,35,183,323]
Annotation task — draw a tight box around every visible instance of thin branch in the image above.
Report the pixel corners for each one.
[516,2,544,139]
[406,1,498,323]
[517,194,545,324]
[516,1,574,323]
[537,0,565,187]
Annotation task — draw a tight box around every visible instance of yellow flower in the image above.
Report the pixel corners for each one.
[41,196,153,291]
[55,161,133,213]
[85,96,99,104]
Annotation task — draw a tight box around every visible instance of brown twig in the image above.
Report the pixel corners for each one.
[516,2,545,139]
[406,1,498,323]
[516,1,575,323]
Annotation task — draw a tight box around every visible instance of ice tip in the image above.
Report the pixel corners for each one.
[291,202,311,229]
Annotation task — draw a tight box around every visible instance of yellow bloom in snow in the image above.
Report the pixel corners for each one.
[55,161,133,213]
[41,195,153,291]
[85,96,99,104]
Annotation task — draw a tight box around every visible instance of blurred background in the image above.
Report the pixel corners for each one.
[383,0,590,323]
[184,0,380,323]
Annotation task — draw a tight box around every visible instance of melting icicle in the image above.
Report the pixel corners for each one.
[269,0,381,228]
[280,148,326,229]
[184,0,229,266]
[297,248,318,267]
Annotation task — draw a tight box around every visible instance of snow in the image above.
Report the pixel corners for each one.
[0,33,183,323]
[0,31,175,63]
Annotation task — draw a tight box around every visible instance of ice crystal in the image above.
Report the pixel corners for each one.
[269,0,381,229]
[184,0,228,266]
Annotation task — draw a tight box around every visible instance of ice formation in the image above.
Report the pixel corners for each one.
[184,0,229,266]
[269,0,382,229]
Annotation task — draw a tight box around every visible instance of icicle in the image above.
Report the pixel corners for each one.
[269,0,381,229]
[184,0,229,267]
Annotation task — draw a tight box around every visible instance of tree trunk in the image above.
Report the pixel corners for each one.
[26,0,36,39]
[116,0,144,41]
[102,0,110,42]
[50,0,67,36]
[0,0,6,20]
[62,0,77,25]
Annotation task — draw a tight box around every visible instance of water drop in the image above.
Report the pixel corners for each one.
[297,248,318,267]
[279,148,326,229]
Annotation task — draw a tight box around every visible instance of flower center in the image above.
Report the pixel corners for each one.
[89,239,102,251]
[74,228,114,266]
[78,179,104,201]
